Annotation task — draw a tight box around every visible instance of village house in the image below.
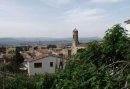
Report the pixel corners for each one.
[21,51,66,76]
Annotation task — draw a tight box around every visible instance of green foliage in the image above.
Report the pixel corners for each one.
[13,51,24,65]
[8,51,24,72]
[16,47,24,52]
[103,24,130,63]
[0,74,36,89]
[47,45,57,49]
[3,49,24,72]
[35,73,55,89]
[77,42,103,68]
[0,46,6,54]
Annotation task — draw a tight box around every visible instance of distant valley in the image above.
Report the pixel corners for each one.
[0,37,102,47]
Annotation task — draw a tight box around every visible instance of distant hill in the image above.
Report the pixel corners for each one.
[61,37,102,42]
[0,37,102,47]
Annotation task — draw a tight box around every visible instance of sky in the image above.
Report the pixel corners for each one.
[0,0,130,38]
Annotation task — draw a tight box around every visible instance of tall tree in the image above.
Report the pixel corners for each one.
[5,47,24,72]
[103,24,130,63]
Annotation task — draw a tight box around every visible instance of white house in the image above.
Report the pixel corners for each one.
[23,55,66,76]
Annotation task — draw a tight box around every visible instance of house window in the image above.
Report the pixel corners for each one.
[50,62,53,67]
[34,63,42,68]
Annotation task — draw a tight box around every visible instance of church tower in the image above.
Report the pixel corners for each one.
[71,28,87,54]
[72,28,79,46]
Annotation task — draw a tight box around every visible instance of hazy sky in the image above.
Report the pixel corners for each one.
[0,0,130,38]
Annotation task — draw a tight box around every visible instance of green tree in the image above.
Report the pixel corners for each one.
[35,73,55,89]
[103,24,130,63]
[0,46,6,54]
[0,74,36,89]
[4,47,24,73]
[77,41,103,68]
[10,51,24,72]
[47,45,57,49]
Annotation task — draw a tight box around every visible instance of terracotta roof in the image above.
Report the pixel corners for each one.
[24,54,49,62]
[25,54,64,62]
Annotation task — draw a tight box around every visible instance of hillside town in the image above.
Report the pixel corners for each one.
[0,28,89,76]
[0,19,130,76]
[0,22,130,88]
[0,0,130,88]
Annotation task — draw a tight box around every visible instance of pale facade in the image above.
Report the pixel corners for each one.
[25,55,65,76]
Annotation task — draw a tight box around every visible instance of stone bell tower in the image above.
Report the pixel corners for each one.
[71,28,79,54]
[72,28,79,46]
